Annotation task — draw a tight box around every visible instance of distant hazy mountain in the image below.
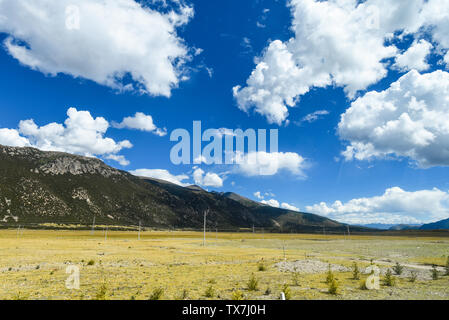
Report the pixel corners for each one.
[388,224,421,231]
[0,145,370,233]
[420,218,449,230]
[356,223,422,230]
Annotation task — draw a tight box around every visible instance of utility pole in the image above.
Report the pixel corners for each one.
[91,216,96,235]
[252,224,255,233]
[105,226,108,241]
[203,209,208,246]
[347,225,350,240]
[138,220,141,240]
[282,241,286,261]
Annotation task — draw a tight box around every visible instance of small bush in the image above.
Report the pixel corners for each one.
[281,284,292,300]
[264,287,272,295]
[445,256,449,276]
[409,271,417,283]
[205,286,215,298]
[12,291,29,300]
[328,278,339,295]
[325,264,334,284]
[292,267,300,286]
[352,262,360,280]
[258,260,267,272]
[87,259,95,266]
[393,262,404,275]
[149,288,164,300]
[247,274,259,291]
[178,289,189,300]
[95,283,108,300]
[359,279,368,290]
[231,290,244,300]
[383,269,396,287]
[431,265,439,280]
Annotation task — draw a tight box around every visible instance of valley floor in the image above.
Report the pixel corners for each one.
[0,230,448,300]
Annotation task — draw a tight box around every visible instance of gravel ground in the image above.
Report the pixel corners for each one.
[274,259,351,274]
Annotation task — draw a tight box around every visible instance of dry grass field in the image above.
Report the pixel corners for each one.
[0,229,448,300]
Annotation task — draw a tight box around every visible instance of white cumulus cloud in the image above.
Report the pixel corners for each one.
[233,0,449,124]
[393,40,433,72]
[112,112,167,136]
[261,199,280,208]
[129,168,190,187]
[193,168,223,188]
[261,198,300,212]
[254,191,264,200]
[0,107,132,166]
[235,151,307,177]
[281,202,300,212]
[0,0,194,97]
[306,187,449,224]
[339,69,449,167]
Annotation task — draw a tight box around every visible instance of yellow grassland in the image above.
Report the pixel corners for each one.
[0,229,448,300]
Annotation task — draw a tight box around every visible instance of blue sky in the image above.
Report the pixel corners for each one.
[1,0,449,225]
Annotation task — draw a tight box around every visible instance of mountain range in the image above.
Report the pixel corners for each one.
[0,145,369,233]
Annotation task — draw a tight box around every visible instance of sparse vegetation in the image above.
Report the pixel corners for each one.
[258,259,267,271]
[328,278,339,295]
[0,229,448,300]
[87,259,95,266]
[247,274,259,291]
[352,262,360,280]
[282,284,292,300]
[445,256,449,276]
[178,289,189,300]
[383,269,396,287]
[149,288,164,300]
[393,262,404,275]
[231,290,244,300]
[94,282,108,300]
[291,266,301,286]
[204,286,215,298]
[431,265,439,280]
[325,264,334,284]
[409,271,417,283]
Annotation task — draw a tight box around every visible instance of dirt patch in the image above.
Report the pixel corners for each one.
[274,259,350,274]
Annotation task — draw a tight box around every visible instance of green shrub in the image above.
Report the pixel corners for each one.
[149,287,164,300]
[87,259,95,266]
[445,256,449,276]
[409,271,417,283]
[393,262,404,275]
[205,286,215,298]
[352,262,360,280]
[325,264,334,284]
[282,284,292,300]
[431,265,439,280]
[178,289,189,300]
[292,267,300,286]
[231,290,244,300]
[247,274,259,291]
[383,269,396,287]
[264,287,272,295]
[95,282,108,300]
[328,278,339,295]
[258,260,267,272]
[359,279,368,290]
